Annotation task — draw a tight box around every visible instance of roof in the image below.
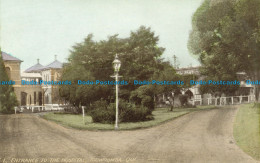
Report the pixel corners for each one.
[42,60,63,70]
[1,51,23,62]
[21,72,42,78]
[24,63,44,73]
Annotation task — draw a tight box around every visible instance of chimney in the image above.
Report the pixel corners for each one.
[37,58,39,64]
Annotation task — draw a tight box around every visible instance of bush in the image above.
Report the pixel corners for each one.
[89,100,115,124]
[121,106,153,122]
[130,85,155,112]
[90,108,115,124]
[115,100,152,122]
[89,100,153,123]
[179,94,189,106]
[90,100,108,110]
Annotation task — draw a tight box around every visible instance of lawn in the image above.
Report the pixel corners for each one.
[234,103,260,160]
[42,105,215,131]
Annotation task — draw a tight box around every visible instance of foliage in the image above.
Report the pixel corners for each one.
[130,85,155,112]
[60,26,181,111]
[42,107,195,130]
[152,63,183,95]
[188,0,260,98]
[115,100,152,122]
[179,94,189,106]
[0,51,18,114]
[119,106,152,122]
[59,61,111,111]
[90,109,115,124]
[89,100,152,123]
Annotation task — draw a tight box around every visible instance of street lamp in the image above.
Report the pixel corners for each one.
[112,54,121,130]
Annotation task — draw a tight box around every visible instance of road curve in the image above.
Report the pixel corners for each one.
[0,106,258,163]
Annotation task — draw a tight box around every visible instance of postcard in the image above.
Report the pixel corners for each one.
[0,0,259,162]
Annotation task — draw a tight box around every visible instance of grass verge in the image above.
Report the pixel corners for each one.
[234,103,260,160]
[42,105,215,131]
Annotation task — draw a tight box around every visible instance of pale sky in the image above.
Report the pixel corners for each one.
[1,0,203,71]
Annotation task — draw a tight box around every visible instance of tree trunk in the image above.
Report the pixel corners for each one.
[254,71,260,103]
[255,85,260,103]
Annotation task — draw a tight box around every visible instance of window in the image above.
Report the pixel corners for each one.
[195,88,200,94]
[5,67,11,78]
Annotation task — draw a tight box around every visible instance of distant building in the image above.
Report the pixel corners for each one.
[37,55,63,105]
[2,51,23,105]
[176,67,254,92]
[176,66,200,75]
[20,72,43,106]
[175,66,202,105]
[1,52,63,106]
[165,66,256,105]
[24,59,44,73]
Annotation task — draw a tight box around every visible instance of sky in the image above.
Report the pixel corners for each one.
[1,0,203,71]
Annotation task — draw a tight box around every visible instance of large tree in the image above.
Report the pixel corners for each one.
[60,26,181,110]
[0,51,18,113]
[188,0,260,100]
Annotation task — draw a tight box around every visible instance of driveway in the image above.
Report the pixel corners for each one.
[0,106,258,163]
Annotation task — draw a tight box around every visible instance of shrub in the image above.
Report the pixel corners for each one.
[90,100,108,110]
[89,100,153,123]
[141,96,154,113]
[130,85,155,112]
[121,106,153,122]
[90,108,115,124]
[179,94,189,106]
[89,100,114,123]
[113,100,152,122]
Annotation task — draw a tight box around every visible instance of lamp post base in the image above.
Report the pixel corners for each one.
[115,125,119,130]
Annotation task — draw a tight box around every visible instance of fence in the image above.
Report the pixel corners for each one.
[207,95,255,106]
[16,104,64,113]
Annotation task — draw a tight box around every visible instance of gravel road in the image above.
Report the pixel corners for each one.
[0,106,258,163]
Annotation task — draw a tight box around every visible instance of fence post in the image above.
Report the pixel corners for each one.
[82,106,85,124]
[240,96,242,104]
[231,97,234,105]
[248,96,250,103]
[163,94,165,101]
[15,107,17,114]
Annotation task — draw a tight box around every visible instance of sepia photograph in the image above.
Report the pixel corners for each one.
[0,0,259,162]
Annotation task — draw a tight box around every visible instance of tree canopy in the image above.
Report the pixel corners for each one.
[0,51,18,113]
[188,0,260,98]
[60,26,182,109]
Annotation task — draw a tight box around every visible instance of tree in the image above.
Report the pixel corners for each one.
[188,0,260,100]
[152,63,179,93]
[0,51,18,113]
[60,26,177,111]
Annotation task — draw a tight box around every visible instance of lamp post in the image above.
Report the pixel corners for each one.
[112,54,121,130]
